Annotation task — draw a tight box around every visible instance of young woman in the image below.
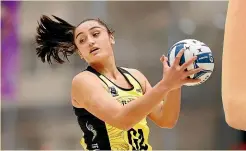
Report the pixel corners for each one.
[35,15,201,150]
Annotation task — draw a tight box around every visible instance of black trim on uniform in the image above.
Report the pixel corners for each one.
[73,107,111,150]
[116,67,134,91]
[86,66,109,88]
[87,66,134,91]
[118,67,144,93]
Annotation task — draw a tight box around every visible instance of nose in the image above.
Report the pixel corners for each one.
[88,36,95,47]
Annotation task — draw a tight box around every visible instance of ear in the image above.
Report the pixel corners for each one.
[110,35,115,45]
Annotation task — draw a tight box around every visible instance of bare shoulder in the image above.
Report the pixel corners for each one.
[72,71,101,87]
[71,71,104,107]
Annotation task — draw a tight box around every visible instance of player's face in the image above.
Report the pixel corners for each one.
[74,20,115,64]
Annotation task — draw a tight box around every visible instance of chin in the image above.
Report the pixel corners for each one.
[90,52,111,63]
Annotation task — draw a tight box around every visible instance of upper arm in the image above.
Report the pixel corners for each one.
[71,72,125,129]
[222,0,246,130]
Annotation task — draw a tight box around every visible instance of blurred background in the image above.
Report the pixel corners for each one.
[2,1,246,150]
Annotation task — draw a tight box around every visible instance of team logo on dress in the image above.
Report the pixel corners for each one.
[109,86,119,97]
[86,121,97,142]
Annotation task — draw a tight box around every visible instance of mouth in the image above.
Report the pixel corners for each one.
[90,47,100,53]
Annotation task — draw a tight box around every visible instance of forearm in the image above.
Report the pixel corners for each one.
[147,88,181,128]
[222,0,246,130]
[117,80,171,129]
[160,88,181,126]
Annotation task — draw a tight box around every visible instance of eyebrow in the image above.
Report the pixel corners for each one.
[75,26,101,39]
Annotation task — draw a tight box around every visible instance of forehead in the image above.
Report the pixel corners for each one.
[75,20,105,35]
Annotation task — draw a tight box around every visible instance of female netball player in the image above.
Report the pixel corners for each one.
[222,0,246,131]
[35,15,202,150]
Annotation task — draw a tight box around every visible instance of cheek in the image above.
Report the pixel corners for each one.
[76,48,86,58]
[99,37,112,47]
[77,44,88,53]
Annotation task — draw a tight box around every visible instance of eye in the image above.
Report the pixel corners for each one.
[79,38,86,44]
[93,32,100,37]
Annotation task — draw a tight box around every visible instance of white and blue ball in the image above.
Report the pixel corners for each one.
[167,39,214,86]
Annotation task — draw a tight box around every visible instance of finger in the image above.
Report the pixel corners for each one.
[183,67,203,77]
[173,49,185,66]
[160,55,165,62]
[183,78,201,84]
[180,56,197,71]
[162,55,170,70]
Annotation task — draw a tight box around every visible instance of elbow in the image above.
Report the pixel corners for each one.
[222,94,246,130]
[158,120,177,129]
[225,115,244,130]
[119,119,137,131]
[115,122,134,131]
[119,124,133,131]
[225,112,246,131]
[158,114,179,129]
[224,104,246,131]
[114,116,135,131]
[114,110,142,131]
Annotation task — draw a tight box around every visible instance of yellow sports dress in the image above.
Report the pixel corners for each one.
[73,66,152,150]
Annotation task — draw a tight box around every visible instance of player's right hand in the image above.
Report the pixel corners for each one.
[160,49,202,91]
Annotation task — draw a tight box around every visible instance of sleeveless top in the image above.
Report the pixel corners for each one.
[73,66,152,150]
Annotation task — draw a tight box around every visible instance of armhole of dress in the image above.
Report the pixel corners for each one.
[117,67,144,93]
[85,66,109,90]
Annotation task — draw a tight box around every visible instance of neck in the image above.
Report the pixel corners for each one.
[90,56,120,80]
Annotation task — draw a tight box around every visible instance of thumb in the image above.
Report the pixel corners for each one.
[162,55,169,70]
[160,55,165,62]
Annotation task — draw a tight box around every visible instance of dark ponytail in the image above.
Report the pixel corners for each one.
[35,15,76,64]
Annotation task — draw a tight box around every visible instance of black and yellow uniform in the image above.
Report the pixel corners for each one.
[73,66,152,150]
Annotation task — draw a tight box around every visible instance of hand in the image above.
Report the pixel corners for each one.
[160,49,202,91]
